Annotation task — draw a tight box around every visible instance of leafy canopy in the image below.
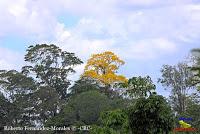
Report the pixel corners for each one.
[129,94,175,134]
[82,51,127,86]
[22,44,83,99]
[90,109,130,134]
[69,77,101,96]
[0,70,37,126]
[158,63,194,114]
[119,76,156,99]
[46,90,113,126]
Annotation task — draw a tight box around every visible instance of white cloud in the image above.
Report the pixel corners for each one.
[1,0,200,43]
[0,0,199,99]
[54,3,200,62]
[123,0,161,6]
[55,23,71,42]
[0,47,24,70]
[114,38,177,60]
[8,0,28,17]
[57,36,115,61]
[0,0,58,39]
[1,0,200,80]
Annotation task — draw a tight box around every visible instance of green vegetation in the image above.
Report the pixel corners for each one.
[129,95,174,134]
[0,44,200,134]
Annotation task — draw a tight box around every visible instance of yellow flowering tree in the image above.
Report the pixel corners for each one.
[82,51,127,88]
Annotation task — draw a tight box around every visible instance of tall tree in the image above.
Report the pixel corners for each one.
[21,44,83,125]
[158,63,194,114]
[0,44,83,127]
[0,70,37,126]
[22,44,83,100]
[82,51,127,95]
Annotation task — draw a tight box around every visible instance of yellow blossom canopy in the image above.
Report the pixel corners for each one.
[82,51,127,85]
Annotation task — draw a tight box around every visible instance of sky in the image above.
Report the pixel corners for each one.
[0,0,200,97]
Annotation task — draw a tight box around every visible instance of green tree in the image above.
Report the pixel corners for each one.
[21,44,83,124]
[22,44,83,100]
[0,70,37,126]
[0,92,11,127]
[129,94,175,134]
[90,109,130,134]
[46,90,114,127]
[31,86,61,124]
[182,93,200,129]
[118,76,156,99]
[158,63,194,114]
[0,44,83,127]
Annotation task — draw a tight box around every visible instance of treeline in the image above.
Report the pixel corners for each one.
[0,44,200,134]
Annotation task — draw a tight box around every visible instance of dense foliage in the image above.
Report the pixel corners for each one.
[0,44,199,134]
[118,76,156,99]
[129,95,174,134]
[90,109,130,134]
[82,51,127,86]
